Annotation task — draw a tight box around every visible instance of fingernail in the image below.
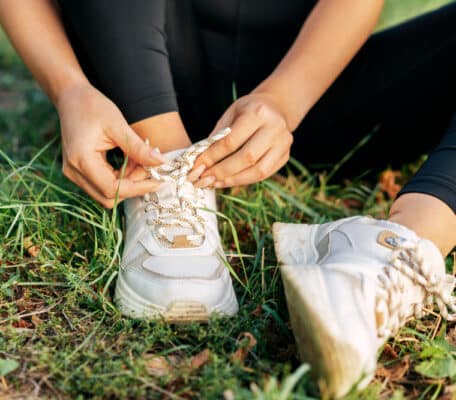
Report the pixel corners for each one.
[187,165,206,182]
[150,148,168,163]
[195,176,216,188]
[214,181,224,188]
[210,127,231,138]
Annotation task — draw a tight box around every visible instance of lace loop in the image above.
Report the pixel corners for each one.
[143,128,231,247]
[376,239,456,338]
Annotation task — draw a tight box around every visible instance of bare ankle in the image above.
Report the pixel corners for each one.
[131,111,192,153]
[389,193,456,256]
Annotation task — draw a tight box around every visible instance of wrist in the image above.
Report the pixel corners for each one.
[52,72,91,111]
[253,76,313,131]
[54,77,94,113]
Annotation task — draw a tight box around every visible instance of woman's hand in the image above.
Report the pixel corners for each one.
[57,83,165,208]
[190,92,293,188]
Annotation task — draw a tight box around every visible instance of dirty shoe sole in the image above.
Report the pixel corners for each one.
[114,272,238,323]
[281,264,369,397]
[273,222,370,397]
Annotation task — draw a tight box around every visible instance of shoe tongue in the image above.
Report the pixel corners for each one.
[322,218,419,269]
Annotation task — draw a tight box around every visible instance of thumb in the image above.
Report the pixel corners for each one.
[114,126,167,166]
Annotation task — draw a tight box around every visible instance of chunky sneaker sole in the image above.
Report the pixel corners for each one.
[115,270,238,322]
[275,223,370,397]
[281,264,371,396]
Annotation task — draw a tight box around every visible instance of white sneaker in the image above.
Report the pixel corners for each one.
[273,216,456,398]
[115,129,238,322]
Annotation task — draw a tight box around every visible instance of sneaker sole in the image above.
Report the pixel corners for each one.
[273,222,372,397]
[114,272,238,323]
[281,264,367,398]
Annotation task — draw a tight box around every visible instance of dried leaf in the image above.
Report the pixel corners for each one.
[24,237,40,257]
[189,349,210,371]
[230,185,247,196]
[145,355,179,377]
[379,169,402,199]
[31,315,43,326]
[250,305,262,316]
[342,198,364,209]
[446,327,456,347]
[13,319,32,329]
[376,355,410,381]
[441,383,456,400]
[382,343,399,360]
[231,332,257,364]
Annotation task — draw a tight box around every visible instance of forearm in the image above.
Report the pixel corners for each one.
[0,0,189,151]
[0,0,88,106]
[255,0,384,131]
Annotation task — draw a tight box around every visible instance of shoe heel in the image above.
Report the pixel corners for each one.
[272,222,319,265]
[281,264,368,398]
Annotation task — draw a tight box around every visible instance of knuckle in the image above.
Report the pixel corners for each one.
[102,199,115,209]
[211,168,222,180]
[101,185,117,199]
[254,103,269,118]
[62,164,70,178]
[66,154,79,168]
[256,165,269,180]
[138,142,149,159]
[197,155,211,169]
[136,145,153,165]
[276,117,288,130]
[243,150,257,165]
[222,136,236,152]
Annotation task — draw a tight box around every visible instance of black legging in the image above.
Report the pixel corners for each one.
[57,0,456,212]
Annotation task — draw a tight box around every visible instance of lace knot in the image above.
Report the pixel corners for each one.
[143,128,231,248]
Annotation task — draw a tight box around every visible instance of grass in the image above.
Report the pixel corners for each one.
[1,1,455,399]
[376,0,455,30]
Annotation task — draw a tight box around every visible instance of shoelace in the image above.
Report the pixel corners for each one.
[144,128,231,247]
[375,240,456,338]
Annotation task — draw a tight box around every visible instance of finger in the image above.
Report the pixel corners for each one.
[128,165,150,181]
[218,148,289,188]
[202,127,276,181]
[115,162,150,182]
[195,112,262,172]
[190,104,235,175]
[115,158,137,179]
[78,154,161,199]
[64,164,124,209]
[112,126,167,167]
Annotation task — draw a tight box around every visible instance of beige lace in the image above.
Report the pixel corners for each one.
[144,128,231,247]
[376,240,456,338]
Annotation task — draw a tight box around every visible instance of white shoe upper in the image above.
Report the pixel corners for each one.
[116,130,238,317]
[274,216,456,395]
